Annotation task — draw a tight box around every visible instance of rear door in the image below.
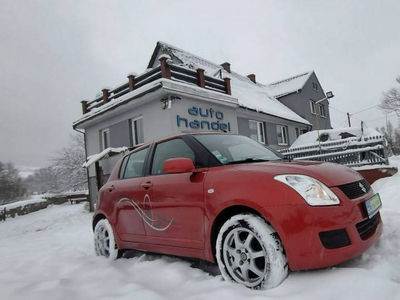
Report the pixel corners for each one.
[112,147,149,242]
[140,137,208,249]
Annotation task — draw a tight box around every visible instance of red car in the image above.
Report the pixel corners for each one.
[93,133,383,289]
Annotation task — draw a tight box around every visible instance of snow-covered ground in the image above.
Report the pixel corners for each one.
[1,159,400,299]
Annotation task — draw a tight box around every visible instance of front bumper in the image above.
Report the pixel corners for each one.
[261,188,383,271]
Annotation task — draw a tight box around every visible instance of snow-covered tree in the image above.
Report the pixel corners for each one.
[23,134,87,194]
[0,161,26,205]
[50,134,87,192]
[380,76,400,116]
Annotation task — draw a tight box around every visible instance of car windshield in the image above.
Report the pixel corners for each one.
[194,134,283,165]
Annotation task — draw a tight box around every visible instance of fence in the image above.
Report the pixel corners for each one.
[0,193,88,221]
[279,134,389,167]
[81,56,231,115]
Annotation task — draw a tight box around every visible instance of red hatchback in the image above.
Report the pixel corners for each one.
[93,133,383,289]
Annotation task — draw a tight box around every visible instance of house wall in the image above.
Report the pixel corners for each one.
[237,108,310,150]
[277,73,332,130]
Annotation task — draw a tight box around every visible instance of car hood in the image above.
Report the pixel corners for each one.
[232,160,363,187]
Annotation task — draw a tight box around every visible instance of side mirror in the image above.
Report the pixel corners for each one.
[163,158,195,174]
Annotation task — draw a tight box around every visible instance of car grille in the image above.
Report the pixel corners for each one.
[338,179,371,199]
[356,213,380,240]
[319,229,351,249]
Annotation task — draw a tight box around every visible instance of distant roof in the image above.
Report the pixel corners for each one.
[149,41,310,125]
[267,71,314,98]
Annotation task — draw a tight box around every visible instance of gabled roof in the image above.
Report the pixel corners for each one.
[148,41,310,125]
[267,71,314,98]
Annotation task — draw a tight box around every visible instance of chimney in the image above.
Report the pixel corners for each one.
[220,62,231,73]
[247,74,256,83]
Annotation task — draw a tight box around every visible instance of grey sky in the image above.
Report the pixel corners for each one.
[1,0,399,168]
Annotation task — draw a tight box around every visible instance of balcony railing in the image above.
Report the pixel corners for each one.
[80,56,231,115]
[279,135,389,167]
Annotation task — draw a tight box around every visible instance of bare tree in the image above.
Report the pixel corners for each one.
[380,76,400,116]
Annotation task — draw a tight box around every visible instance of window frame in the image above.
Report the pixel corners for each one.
[276,125,289,146]
[319,104,326,117]
[131,116,144,147]
[119,146,150,179]
[101,128,110,150]
[249,120,266,144]
[310,100,316,115]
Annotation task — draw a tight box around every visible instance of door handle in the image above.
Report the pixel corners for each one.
[140,182,153,189]
[108,185,115,192]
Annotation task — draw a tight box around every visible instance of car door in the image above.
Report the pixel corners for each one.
[140,137,207,249]
[112,147,149,242]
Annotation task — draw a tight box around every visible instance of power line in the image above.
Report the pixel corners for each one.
[351,104,380,116]
[329,106,347,115]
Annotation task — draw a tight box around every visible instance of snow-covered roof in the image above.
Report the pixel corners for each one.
[267,71,313,98]
[83,147,128,168]
[154,41,310,125]
[290,127,383,149]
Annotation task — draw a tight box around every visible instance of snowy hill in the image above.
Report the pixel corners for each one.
[1,158,400,299]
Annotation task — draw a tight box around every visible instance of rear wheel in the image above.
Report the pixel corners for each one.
[216,214,288,289]
[94,219,121,260]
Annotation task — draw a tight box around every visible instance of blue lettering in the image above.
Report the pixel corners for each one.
[211,121,220,131]
[177,115,188,127]
[189,120,200,129]
[201,121,210,130]
[215,111,224,120]
[188,106,198,116]
[199,108,209,117]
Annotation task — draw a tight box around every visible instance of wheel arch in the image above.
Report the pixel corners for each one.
[92,213,107,231]
[209,205,282,261]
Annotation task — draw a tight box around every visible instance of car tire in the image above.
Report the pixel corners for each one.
[94,218,121,260]
[216,214,288,289]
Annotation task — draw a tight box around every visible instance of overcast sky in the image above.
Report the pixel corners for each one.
[1,0,400,168]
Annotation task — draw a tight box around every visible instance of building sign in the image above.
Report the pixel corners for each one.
[177,106,231,132]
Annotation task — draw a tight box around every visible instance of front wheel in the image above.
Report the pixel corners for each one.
[94,218,121,260]
[216,214,288,289]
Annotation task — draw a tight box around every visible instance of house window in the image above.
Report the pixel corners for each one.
[313,82,318,91]
[276,125,288,145]
[131,116,144,146]
[295,128,300,138]
[249,120,266,144]
[319,104,326,117]
[310,100,316,114]
[101,129,110,150]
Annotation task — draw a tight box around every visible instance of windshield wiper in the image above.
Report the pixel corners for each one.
[226,158,270,165]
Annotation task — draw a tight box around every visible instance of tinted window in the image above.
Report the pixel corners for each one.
[119,156,129,178]
[151,139,195,175]
[123,147,149,178]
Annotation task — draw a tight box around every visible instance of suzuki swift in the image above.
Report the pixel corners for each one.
[93,133,383,289]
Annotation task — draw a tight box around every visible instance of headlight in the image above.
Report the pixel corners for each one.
[274,175,340,206]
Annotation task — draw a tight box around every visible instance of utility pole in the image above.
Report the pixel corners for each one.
[347,112,352,127]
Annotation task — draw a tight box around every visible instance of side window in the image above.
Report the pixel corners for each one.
[122,147,149,179]
[277,125,288,145]
[119,156,129,179]
[151,139,195,175]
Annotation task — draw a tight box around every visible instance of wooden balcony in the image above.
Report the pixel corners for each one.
[81,56,231,115]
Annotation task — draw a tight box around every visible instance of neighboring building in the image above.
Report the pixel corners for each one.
[73,41,332,209]
[267,71,332,130]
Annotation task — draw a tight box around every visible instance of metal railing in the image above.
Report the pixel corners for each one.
[279,135,389,167]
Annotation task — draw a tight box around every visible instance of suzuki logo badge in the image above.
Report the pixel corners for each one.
[359,182,366,194]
